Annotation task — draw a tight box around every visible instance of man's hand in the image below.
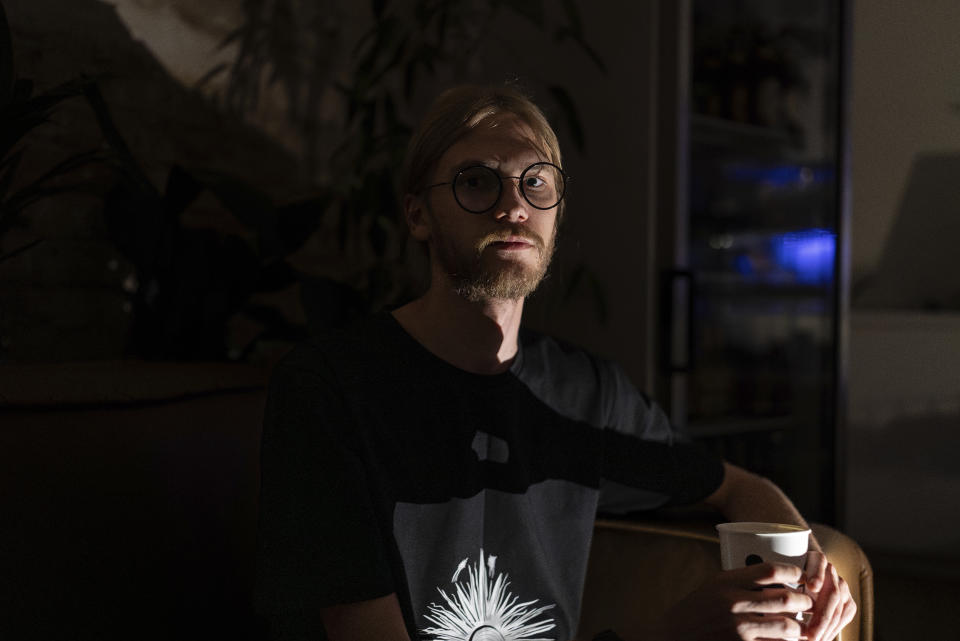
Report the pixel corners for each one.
[802,551,857,641]
[700,463,857,639]
[650,562,813,641]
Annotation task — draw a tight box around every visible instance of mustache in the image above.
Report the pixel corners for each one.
[477,228,545,253]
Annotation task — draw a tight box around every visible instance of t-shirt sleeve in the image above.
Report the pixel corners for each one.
[595,359,725,513]
[254,346,394,636]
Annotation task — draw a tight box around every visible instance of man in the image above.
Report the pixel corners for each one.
[255,85,856,641]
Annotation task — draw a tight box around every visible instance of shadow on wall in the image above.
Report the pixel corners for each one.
[854,152,960,310]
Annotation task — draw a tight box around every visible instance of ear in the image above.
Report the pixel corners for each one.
[403,193,432,242]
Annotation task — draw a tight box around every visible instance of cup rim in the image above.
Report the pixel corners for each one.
[716,522,811,536]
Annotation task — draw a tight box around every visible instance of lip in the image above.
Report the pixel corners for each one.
[490,235,536,247]
[490,240,533,251]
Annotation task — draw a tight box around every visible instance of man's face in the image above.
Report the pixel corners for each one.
[412,116,559,302]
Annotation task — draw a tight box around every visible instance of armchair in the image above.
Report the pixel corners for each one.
[578,515,874,641]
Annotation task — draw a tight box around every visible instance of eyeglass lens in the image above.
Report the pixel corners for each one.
[453,162,564,213]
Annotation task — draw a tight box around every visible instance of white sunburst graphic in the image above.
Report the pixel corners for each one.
[421,549,556,641]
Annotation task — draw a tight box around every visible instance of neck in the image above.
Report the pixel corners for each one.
[392,275,525,376]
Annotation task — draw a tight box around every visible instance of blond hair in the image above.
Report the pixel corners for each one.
[401,84,564,217]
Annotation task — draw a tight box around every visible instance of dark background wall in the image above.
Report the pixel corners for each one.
[1,0,667,391]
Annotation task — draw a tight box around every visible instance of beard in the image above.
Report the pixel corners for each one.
[432,225,556,303]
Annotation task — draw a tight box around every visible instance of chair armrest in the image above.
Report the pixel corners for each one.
[577,516,873,641]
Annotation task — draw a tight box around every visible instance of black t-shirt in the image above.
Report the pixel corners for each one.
[255,313,724,640]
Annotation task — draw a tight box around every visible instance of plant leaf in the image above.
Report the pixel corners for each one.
[571,31,606,73]
[23,148,107,188]
[195,62,229,89]
[0,237,41,266]
[82,81,156,195]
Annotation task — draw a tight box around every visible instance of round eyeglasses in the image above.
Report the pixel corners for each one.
[424,162,567,214]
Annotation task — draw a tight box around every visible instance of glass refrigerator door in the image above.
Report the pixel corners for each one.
[681,0,845,522]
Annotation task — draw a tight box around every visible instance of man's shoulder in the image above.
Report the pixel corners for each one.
[518,326,618,383]
[515,326,634,427]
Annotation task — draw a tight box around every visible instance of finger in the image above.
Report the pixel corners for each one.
[739,562,806,588]
[730,587,814,614]
[735,614,806,641]
[805,550,828,593]
[807,566,842,641]
[824,578,857,640]
[839,583,858,628]
[817,590,845,641]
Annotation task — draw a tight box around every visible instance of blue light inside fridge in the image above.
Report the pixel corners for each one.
[772,229,836,284]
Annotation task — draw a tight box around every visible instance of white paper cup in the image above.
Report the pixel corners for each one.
[716,522,811,640]
[716,522,810,573]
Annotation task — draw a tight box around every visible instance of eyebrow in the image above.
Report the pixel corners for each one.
[451,159,490,172]
[449,157,545,175]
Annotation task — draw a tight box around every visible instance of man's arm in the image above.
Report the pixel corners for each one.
[320,593,411,641]
[702,462,817,549]
[687,461,857,641]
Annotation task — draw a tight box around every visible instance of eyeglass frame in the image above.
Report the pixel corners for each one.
[422,161,569,214]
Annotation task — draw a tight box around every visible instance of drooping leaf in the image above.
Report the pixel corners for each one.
[194,61,229,89]
[571,31,607,73]
[82,81,155,195]
[368,35,409,88]
[0,182,102,233]
[22,148,107,189]
[0,237,41,266]
[0,78,90,157]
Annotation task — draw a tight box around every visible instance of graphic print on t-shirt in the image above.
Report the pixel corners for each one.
[471,430,510,464]
[420,549,556,641]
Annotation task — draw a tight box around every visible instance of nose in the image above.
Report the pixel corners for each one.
[493,177,529,223]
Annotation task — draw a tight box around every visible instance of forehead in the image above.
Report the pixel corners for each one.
[434,116,547,175]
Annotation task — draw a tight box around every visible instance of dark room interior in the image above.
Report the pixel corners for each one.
[2,1,959,640]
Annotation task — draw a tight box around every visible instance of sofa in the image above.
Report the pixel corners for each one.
[0,362,872,640]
